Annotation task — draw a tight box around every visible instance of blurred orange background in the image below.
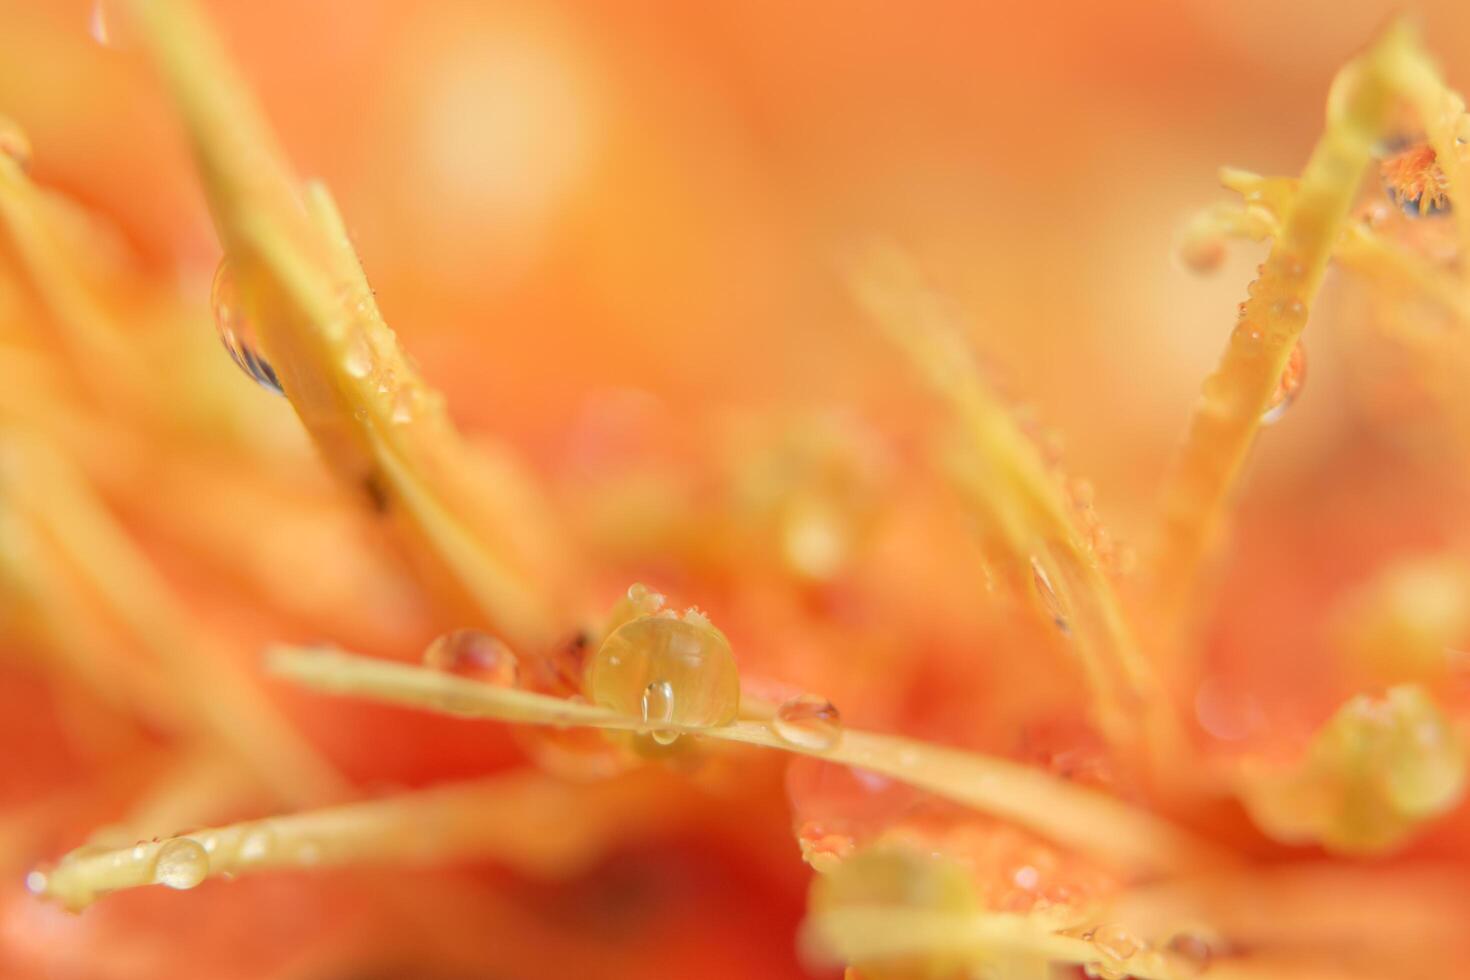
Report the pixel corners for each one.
[4,0,1470,977]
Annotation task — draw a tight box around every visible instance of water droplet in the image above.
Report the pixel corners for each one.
[24,870,47,895]
[390,389,415,424]
[641,679,678,745]
[1261,342,1306,425]
[153,838,209,890]
[1029,556,1069,633]
[211,259,284,396]
[0,118,32,172]
[1085,924,1141,979]
[237,825,274,864]
[343,332,372,379]
[1012,865,1040,890]
[1166,933,1213,975]
[1093,924,1139,961]
[422,629,519,687]
[1232,321,1263,344]
[603,582,667,640]
[772,694,843,752]
[587,611,740,734]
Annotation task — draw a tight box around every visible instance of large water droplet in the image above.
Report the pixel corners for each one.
[422,629,519,687]
[587,612,740,735]
[153,838,209,890]
[211,259,284,396]
[1261,342,1306,425]
[641,679,678,745]
[24,870,47,895]
[772,694,843,752]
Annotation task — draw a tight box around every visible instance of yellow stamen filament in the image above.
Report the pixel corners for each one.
[268,645,1227,877]
[124,0,569,651]
[801,908,1207,980]
[845,242,1176,763]
[1152,24,1440,629]
[34,767,687,911]
[1190,169,1470,324]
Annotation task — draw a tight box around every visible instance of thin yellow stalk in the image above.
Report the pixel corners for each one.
[800,908,1205,980]
[1151,24,1422,624]
[1110,863,1470,975]
[124,0,570,651]
[800,908,1095,972]
[1192,172,1470,323]
[845,243,1176,762]
[32,767,682,911]
[269,646,1229,877]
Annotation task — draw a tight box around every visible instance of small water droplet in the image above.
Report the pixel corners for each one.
[641,679,678,745]
[1093,924,1139,961]
[390,388,416,424]
[1166,933,1213,975]
[1012,865,1039,890]
[24,870,47,895]
[1029,556,1069,633]
[772,694,843,752]
[1232,321,1263,344]
[1085,923,1141,979]
[211,259,284,396]
[1261,342,1306,425]
[238,825,274,863]
[153,838,209,890]
[343,333,373,379]
[422,629,519,687]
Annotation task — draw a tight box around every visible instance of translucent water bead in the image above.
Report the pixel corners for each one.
[422,628,519,687]
[586,609,740,744]
[1261,342,1306,425]
[772,694,843,752]
[153,838,209,890]
[211,258,285,395]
